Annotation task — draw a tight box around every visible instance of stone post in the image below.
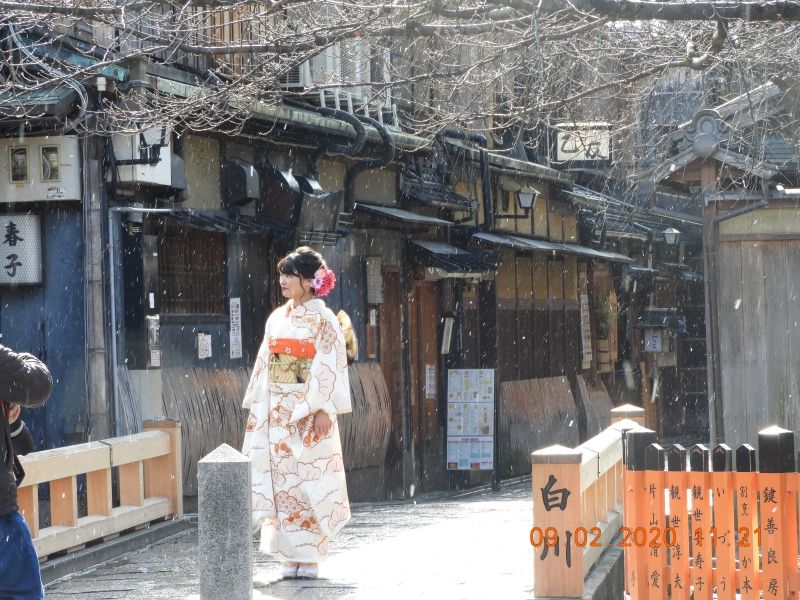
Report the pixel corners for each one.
[198,444,252,600]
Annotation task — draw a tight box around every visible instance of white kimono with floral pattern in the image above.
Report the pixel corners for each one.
[241,298,352,561]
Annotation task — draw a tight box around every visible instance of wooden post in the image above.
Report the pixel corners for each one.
[622,426,657,600]
[143,419,184,517]
[581,426,621,523]
[688,444,712,600]
[700,161,722,444]
[610,404,646,426]
[644,444,667,595]
[667,445,689,600]
[735,444,759,599]
[757,426,795,600]
[119,461,145,507]
[17,485,39,537]
[50,475,78,527]
[711,444,736,600]
[611,418,641,513]
[86,467,113,517]
[531,444,583,598]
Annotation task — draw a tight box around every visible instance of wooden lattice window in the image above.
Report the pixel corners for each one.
[158,225,227,315]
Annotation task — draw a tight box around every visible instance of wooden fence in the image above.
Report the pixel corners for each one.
[624,424,800,600]
[533,405,800,599]
[17,419,183,560]
[531,404,644,597]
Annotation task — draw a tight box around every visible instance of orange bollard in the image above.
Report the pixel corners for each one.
[623,427,657,600]
[644,444,668,597]
[757,426,795,600]
[688,445,713,600]
[734,445,759,599]
[667,445,690,600]
[711,445,736,600]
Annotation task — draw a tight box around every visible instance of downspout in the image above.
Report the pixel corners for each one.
[282,99,366,176]
[344,115,396,212]
[107,206,174,437]
[440,130,493,230]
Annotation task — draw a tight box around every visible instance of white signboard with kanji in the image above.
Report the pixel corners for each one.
[644,329,663,353]
[555,126,611,162]
[229,297,243,359]
[0,214,41,285]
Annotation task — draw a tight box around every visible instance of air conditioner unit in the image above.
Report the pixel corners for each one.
[112,128,173,187]
[280,63,305,89]
[340,39,370,103]
[0,135,81,202]
[341,42,392,109]
[280,45,342,90]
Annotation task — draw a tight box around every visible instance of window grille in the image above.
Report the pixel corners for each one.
[158,225,227,315]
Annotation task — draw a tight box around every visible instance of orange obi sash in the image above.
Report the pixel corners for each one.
[269,338,316,359]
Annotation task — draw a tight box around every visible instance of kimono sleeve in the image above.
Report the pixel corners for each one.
[294,310,351,421]
[241,317,272,410]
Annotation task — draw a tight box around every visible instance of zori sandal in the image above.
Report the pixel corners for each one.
[280,562,300,579]
[296,563,319,579]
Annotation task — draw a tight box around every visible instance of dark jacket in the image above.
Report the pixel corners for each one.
[0,344,52,517]
[9,418,35,456]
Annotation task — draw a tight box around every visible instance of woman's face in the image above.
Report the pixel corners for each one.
[279,271,311,301]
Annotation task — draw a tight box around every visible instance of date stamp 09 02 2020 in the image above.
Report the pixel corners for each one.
[529,526,762,549]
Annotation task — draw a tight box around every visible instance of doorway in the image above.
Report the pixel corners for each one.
[408,280,446,491]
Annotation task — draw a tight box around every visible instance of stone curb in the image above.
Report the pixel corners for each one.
[42,517,194,586]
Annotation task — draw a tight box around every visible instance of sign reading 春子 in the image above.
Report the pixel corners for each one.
[0,214,41,285]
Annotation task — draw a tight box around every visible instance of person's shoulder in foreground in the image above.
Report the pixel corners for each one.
[0,344,53,408]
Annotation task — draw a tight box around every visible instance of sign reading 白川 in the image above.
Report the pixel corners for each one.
[446,369,495,470]
[0,214,41,285]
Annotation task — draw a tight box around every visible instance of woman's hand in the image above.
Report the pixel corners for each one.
[313,410,332,437]
[7,403,20,423]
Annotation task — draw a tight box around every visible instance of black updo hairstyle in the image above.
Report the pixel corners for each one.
[277,246,326,284]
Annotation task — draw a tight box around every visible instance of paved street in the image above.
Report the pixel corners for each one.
[45,478,534,600]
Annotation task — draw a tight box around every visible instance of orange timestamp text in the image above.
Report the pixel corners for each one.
[529,526,763,549]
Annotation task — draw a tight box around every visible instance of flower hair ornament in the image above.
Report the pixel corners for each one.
[311,267,336,297]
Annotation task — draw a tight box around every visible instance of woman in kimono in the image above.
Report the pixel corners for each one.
[242,247,351,579]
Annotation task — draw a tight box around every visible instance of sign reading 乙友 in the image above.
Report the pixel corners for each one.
[0,214,42,285]
[555,126,611,162]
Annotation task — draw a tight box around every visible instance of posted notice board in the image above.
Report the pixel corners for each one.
[446,369,495,470]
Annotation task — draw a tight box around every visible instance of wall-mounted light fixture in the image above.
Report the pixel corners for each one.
[518,190,538,210]
[663,227,681,246]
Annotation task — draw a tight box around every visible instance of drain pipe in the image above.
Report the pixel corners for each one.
[282,98,367,181]
[344,115,396,212]
[107,206,174,437]
[440,129,493,230]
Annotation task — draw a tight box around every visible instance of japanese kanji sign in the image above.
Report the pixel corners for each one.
[0,214,41,285]
[555,125,611,162]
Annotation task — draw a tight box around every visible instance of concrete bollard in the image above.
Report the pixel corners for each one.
[198,444,252,600]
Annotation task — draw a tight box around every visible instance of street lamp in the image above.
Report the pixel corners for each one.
[662,227,681,246]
